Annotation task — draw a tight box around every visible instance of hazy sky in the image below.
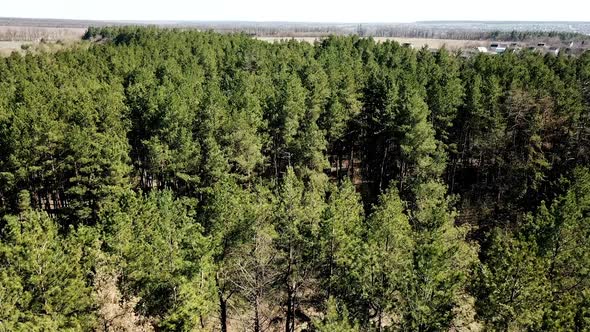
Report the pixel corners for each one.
[3,0,590,23]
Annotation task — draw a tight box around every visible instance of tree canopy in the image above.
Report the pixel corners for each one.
[1,27,590,331]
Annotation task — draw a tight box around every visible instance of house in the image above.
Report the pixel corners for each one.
[494,47,507,53]
[489,43,506,54]
[548,47,560,55]
[477,46,488,53]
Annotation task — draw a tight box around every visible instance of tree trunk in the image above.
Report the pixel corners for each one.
[379,145,388,192]
[254,294,261,332]
[220,295,228,332]
[349,147,354,179]
[285,287,293,332]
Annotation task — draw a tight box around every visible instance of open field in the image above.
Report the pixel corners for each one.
[0,35,495,55]
[0,39,83,56]
[0,24,86,55]
[0,25,86,41]
[0,17,588,57]
[0,30,494,57]
[0,41,27,56]
[257,36,491,49]
[374,37,489,49]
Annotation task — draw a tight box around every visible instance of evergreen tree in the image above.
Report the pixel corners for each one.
[274,168,326,332]
[103,191,216,330]
[1,27,589,332]
[474,229,549,331]
[531,167,590,330]
[365,184,413,330]
[319,180,365,314]
[313,297,359,332]
[0,191,97,331]
[418,48,464,143]
[404,182,477,331]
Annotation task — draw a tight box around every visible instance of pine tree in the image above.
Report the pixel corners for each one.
[313,297,359,332]
[319,180,365,314]
[530,167,590,330]
[224,71,265,181]
[403,182,477,331]
[274,168,326,332]
[419,48,464,144]
[201,179,263,332]
[226,184,279,332]
[102,191,216,330]
[0,191,97,331]
[364,184,413,330]
[474,229,549,331]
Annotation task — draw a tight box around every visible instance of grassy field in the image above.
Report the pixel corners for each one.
[0,25,86,41]
[256,36,493,49]
[0,40,84,56]
[0,34,500,57]
[0,25,86,56]
[2,21,575,57]
[0,41,26,56]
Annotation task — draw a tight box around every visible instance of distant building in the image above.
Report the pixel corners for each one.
[548,47,560,55]
[477,46,488,53]
[402,42,414,49]
[489,43,506,54]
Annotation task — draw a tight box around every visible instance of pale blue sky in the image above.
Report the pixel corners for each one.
[3,0,589,23]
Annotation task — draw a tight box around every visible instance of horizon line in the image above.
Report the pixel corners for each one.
[2,16,590,25]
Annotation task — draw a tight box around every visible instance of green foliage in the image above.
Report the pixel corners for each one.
[319,179,365,311]
[2,27,590,331]
[274,167,327,331]
[364,184,413,328]
[475,168,590,331]
[530,167,590,330]
[419,48,464,143]
[403,182,477,330]
[102,190,216,330]
[474,229,549,331]
[313,297,359,332]
[0,194,97,331]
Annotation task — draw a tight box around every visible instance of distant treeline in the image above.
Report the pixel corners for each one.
[1,26,590,331]
[488,30,590,42]
[87,24,590,46]
[2,19,590,43]
[366,26,590,43]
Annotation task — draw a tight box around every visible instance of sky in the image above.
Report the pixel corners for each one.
[3,0,590,23]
